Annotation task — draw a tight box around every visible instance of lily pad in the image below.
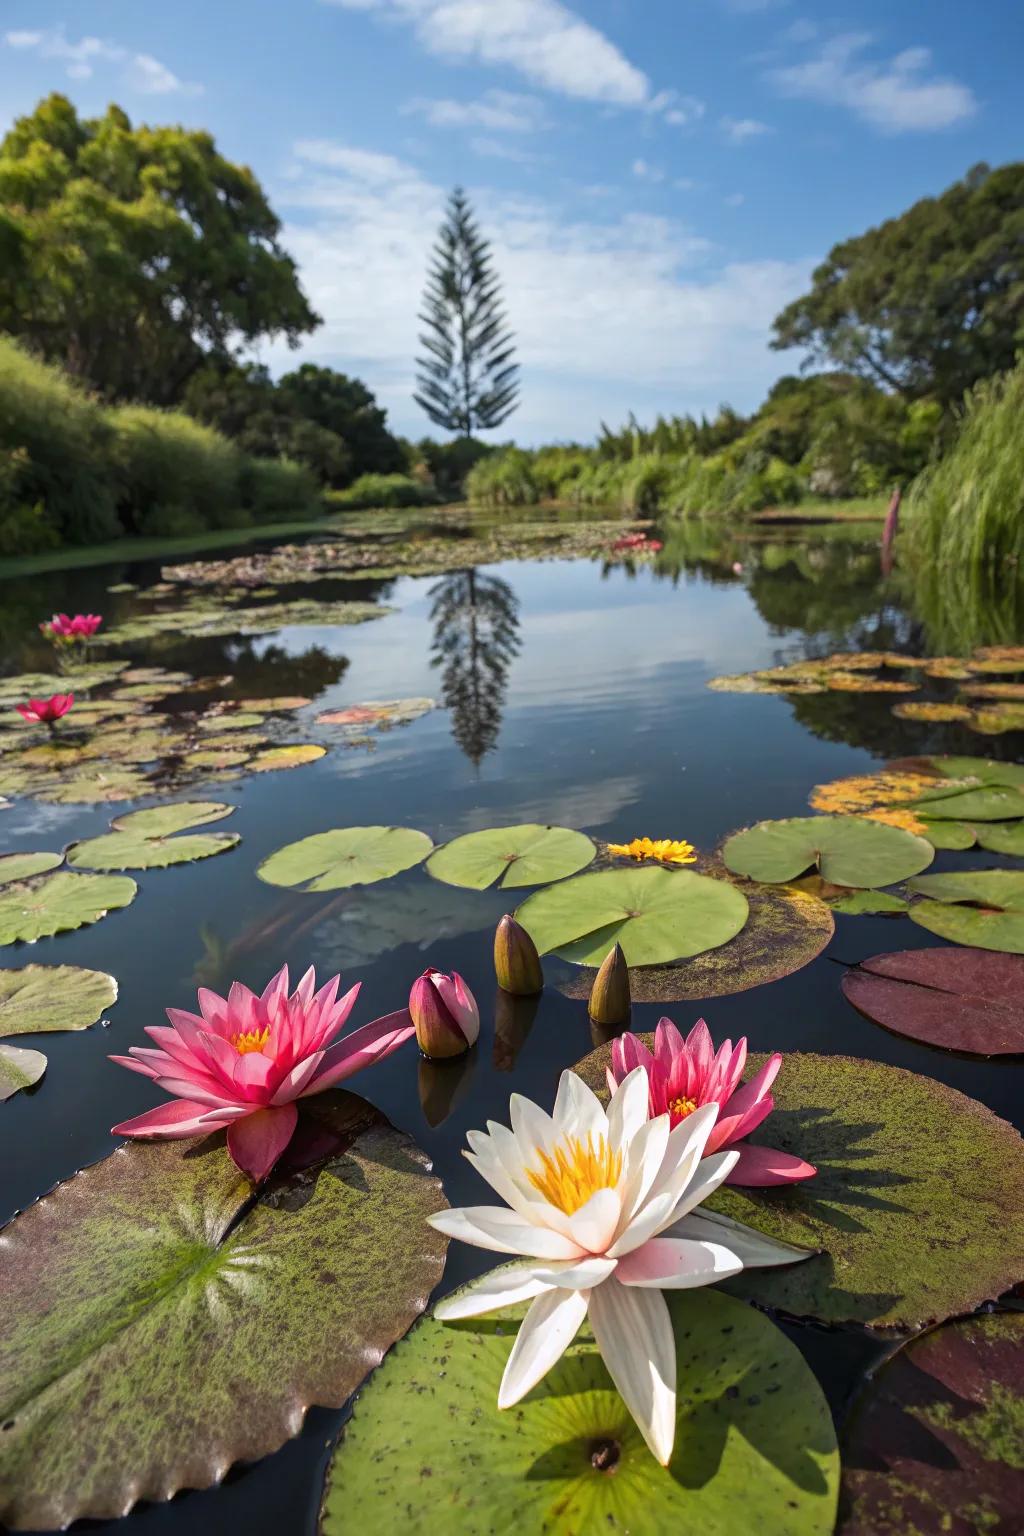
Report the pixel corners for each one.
[248,744,326,772]
[838,1312,1024,1535]
[723,816,934,888]
[197,712,266,732]
[908,870,1024,952]
[68,802,240,871]
[975,820,1024,855]
[559,870,832,1002]
[918,755,1024,787]
[516,865,748,966]
[0,963,117,1036]
[827,888,909,915]
[258,825,433,891]
[809,769,939,828]
[320,1288,839,1536]
[842,947,1024,1055]
[0,852,63,886]
[911,783,1024,821]
[0,871,137,945]
[0,1044,47,1100]
[573,1048,1024,1331]
[426,823,595,890]
[891,701,973,723]
[920,820,977,850]
[0,1093,448,1529]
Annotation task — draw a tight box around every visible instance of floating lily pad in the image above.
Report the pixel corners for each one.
[258,825,433,891]
[316,697,435,728]
[891,701,973,722]
[197,712,267,732]
[920,820,977,850]
[842,947,1024,1055]
[35,766,153,805]
[838,1312,1024,1535]
[426,823,595,890]
[67,802,240,871]
[248,743,327,772]
[0,852,63,886]
[908,870,1024,952]
[970,703,1024,735]
[0,963,117,1036]
[809,770,938,829]
[911,783,1024,821]
[0,1044,47,1100]
[320,1287,839,1536]
[0,1093,448,1529]
[572,1048,1024,1330]
[918,755,1024,787]
[230,696,310,711]
[516,865,748,966]
[975,821,1024,855]
[189,748,249,768]
[723,817,934,889]
[0,871,137,945]
[826,675,917,694]
[559,870,832,1002]
[828,888,910,915]
[968,647,1024,674]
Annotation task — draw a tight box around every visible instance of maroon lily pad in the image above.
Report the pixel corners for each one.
[838,1311,1024,1534]
[842,947,1024,1056]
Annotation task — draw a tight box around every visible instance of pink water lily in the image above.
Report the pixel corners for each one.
[41,612,103,642]
[111,964,415,1181]
[16,693,74,724]
[409,969,480,1059]
[608,1018,815,1187]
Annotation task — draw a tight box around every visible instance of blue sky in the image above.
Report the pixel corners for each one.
[1,1,1020,443]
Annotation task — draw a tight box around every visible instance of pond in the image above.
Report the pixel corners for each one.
[1,507,1022,1535]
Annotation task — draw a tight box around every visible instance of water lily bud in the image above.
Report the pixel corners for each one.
[409,969,480,1059]
[588,944,631,1028]
[494,914,543,995]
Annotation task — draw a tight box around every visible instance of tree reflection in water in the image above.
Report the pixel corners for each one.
[429,568,521,765]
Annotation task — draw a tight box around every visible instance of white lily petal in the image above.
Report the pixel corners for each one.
[606,1147,737,1259]
[463,1147,545,1224]
[644,1103,720,1205]
[588,1277,676,1466]
[665,1208,817,1269]
[615,1114,670,1235]
[605,1066,650,1153]
[475,1123,583,1242]
[498,1287,590,1408]
[428,1205,585,1260]
[510,1092,558,1161]
[661,1149,740,1226]
[552,1068,607,1141]
[615,1237,743,1288]
[565,1186,621,1254]
[434,1263,553,1320]
[531,1255,617,1289]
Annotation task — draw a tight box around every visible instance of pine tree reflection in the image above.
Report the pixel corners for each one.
[429,568,521,764]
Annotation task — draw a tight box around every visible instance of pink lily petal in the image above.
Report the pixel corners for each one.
[108,1052,162,1079]
[226,1103,299,1181]
[270,1051,325,1105]
[729,1093,776,1144]
[112,1100,238,1138]
[724,1053,782,1122]
[302,1010,415,1095]
[729,1142,816,1185]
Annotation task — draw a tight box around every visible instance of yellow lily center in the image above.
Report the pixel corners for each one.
[230,1026,271,1056]
[526,1133,623,1215]
[669,1094,698,1121]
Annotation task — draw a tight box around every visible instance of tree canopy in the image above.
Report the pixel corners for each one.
[0,94,319,404]
[771,162,1024,405]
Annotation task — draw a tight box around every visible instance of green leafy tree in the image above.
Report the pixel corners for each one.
[771,162,1024,405]
[277,365,406,479]
[0,94,319,404]
[416,188,519,435]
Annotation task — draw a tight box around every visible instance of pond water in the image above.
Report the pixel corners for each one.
[1,510,1021,1534]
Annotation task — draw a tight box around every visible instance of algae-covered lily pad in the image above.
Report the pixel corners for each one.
[0,871,137,945]
[723,816,934,889]
[571,1048,1024,1331]
[0,1043,47,1100]
[248,744,326,772]
[258,825,433,891]
[68,802,240,872]
[908,869,1024,952]
[842,947,1024,1055]
[0,963,117,1037]
[320,1288,839,1536]
[516,865,748,966]
[426,823,595,890]
[0,1093,448,1530]
[0,852,63,886]
[837,1311,1024,1535]
[890,701,973,723]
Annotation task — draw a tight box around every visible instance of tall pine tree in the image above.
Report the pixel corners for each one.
[415,188,519,435]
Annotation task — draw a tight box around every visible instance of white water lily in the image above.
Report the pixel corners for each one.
[428,1065,813,1465]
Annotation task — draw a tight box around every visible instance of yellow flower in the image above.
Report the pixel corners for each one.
[606,836,697,865]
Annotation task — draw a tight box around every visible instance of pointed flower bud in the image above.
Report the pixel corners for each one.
[409,969,480,1059]
[494,914,543,996]
[588,943,631,1028]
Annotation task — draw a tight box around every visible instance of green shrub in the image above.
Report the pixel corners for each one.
[109,405,244,534]
[328,472,440,510]
[465,448,540,506]
[241,454,319,520]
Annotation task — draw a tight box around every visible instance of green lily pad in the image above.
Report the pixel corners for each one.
[426,824,595,890]
[248,744,326,772]
[516,865,748,966]
[68,802,240,871]
[0,871,137,945]
[828,888,910,915]
[573,1047,1024,1331]
[105,802,235,837]
[320,1288,839,1536]
[0,852,63,886]
[722,816,934,888]
[36,766,152,805]
[920,820,977,850]
[974,820,1024,855]
[0,964,117,1036]
[909,784,1024,821]
[197,712,267,732]
[920,755,1024,787]
[0,1094,448,1530]
[0,1043,47,1100]
[908,870,1024,952]
[838,1312,1024,1535]
[258,825,434,891]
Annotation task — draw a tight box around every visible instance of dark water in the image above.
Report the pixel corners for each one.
[1,516,1021,1534]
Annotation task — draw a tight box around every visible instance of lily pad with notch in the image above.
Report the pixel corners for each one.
[0,852,63,886]
[68,802,240,871]
[0,963,118,1099]
[258,825,433,891]
[842,946,1024,1055]
[908,869,1024,952]
[426,823,595,890]
[0,870,137,945]
[723,816,934,889]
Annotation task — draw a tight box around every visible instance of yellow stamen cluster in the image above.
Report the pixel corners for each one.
[230,1025,271,1056]
[606,837,697,865]
[527,1133,623,1215]
[668,1094,698,1121]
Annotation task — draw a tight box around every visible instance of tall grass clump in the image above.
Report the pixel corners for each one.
[465,448,540,506]
[327,472,440,510]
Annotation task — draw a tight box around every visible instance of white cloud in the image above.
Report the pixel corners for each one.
[769,33,976,132]
[720,115,773,143]
[320,0,651,106]
[631,158,665,183]
[403,88,546,132]
[724,192,746,206]
[4,26,200,94]
[265,141,813,441]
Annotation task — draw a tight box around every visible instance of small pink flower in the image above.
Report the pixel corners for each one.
[40,613,103,642]
[111,964,415,1181]
[732,562,744,575]
[16,693,74,724]
[607,1018,815,1187]
[409,969,480,1059]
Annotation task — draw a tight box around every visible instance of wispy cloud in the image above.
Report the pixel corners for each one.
[403,88,546,133]
[769,33,977,132]
[4,25,200,94]
[632,158,665,183]
[720,115,773,144]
